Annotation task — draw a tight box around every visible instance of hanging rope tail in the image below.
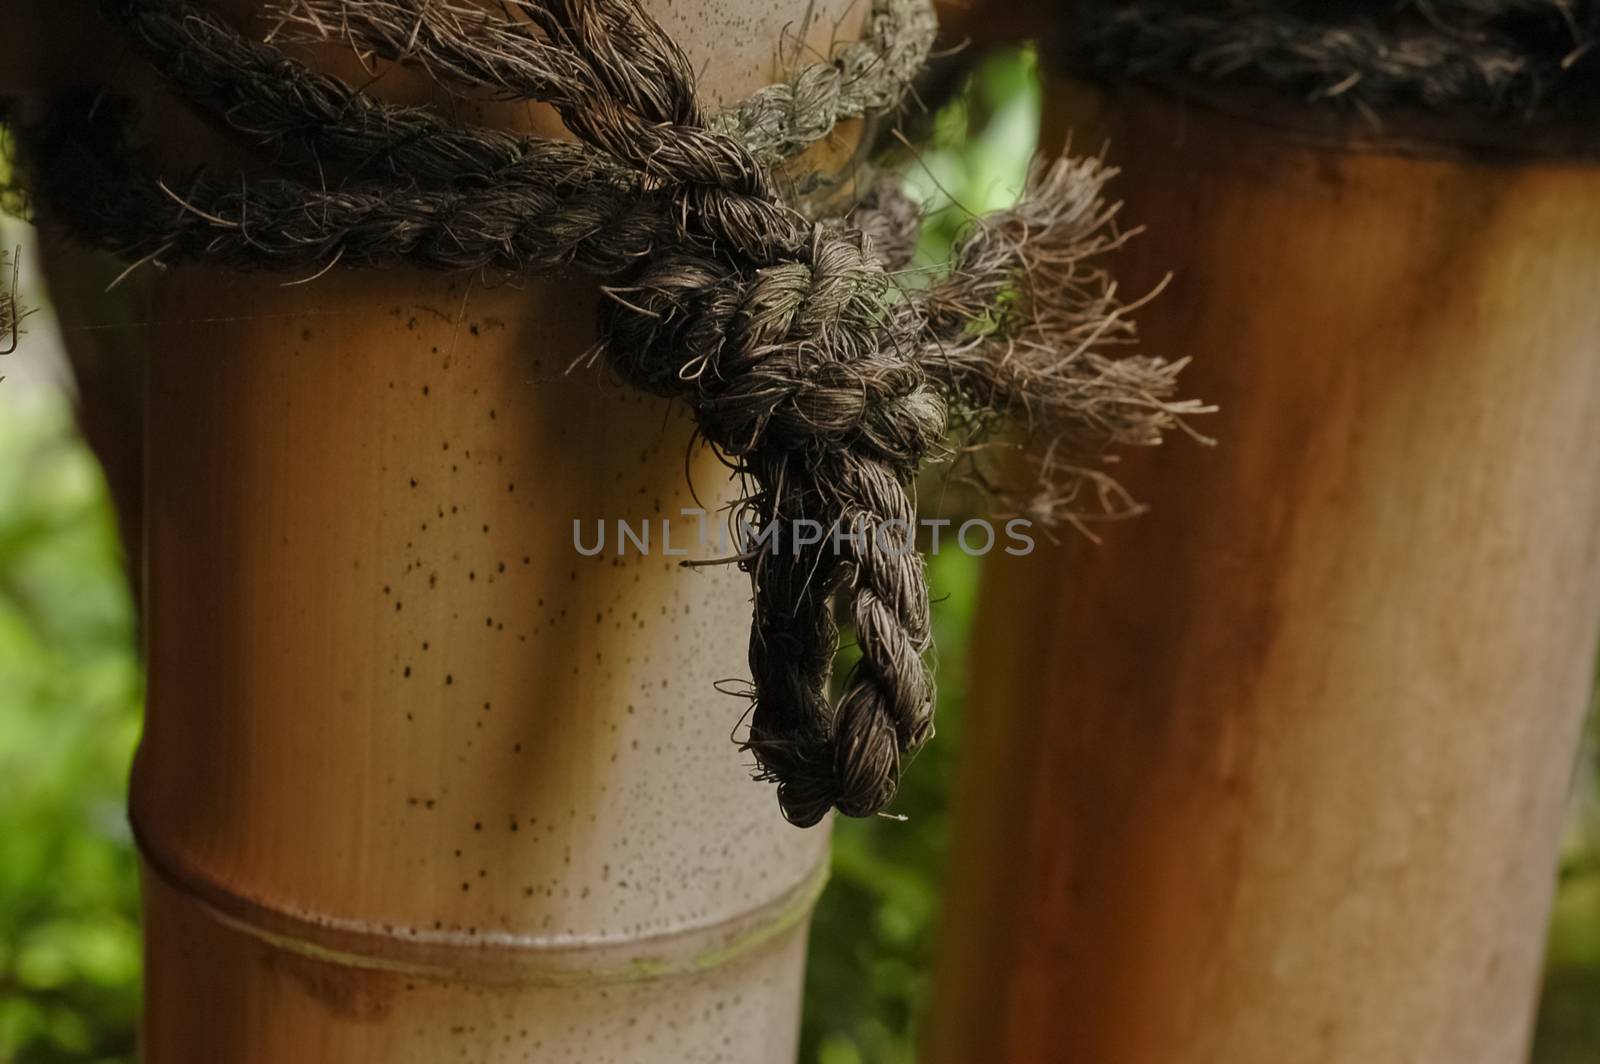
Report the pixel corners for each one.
[2,0,1205,826]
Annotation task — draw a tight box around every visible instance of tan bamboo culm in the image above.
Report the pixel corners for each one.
[11,1,872,1059]
[929,80,1600,1064]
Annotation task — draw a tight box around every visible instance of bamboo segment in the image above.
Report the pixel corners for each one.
[124,3,861,1059]
[928,84,1600,1064]
[136,269,831,1062]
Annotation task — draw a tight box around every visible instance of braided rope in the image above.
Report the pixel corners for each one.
[1063,0,1600,120]
[6,0,1201,825]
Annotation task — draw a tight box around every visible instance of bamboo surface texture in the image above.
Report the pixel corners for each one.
[96,1,867,1059]
[928,83,1600,1064]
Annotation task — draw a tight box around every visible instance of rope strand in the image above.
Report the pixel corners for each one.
[1062,0,1600,119]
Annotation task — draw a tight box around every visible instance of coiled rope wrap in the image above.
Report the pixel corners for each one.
[6,0,1199,825]
[1063,1,1600,120]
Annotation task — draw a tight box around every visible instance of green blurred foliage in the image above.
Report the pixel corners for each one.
[900,48,1043,266]
[0,395,141,1064]
[801,548,979,1064]
[0,42,1594,1064]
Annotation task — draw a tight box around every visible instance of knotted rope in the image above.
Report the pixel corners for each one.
[5,0,1201,825]
[1064,1,1600,120]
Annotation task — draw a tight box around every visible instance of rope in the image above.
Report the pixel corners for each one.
[1062,1,1600,121]
[5,0,1200,825]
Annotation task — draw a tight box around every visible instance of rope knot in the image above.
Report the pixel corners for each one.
[600,227,947,469]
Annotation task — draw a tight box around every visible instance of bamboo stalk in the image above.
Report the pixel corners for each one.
[9,1,867,1058]
[135,266,834,1061]
[928,82,1600,1064]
